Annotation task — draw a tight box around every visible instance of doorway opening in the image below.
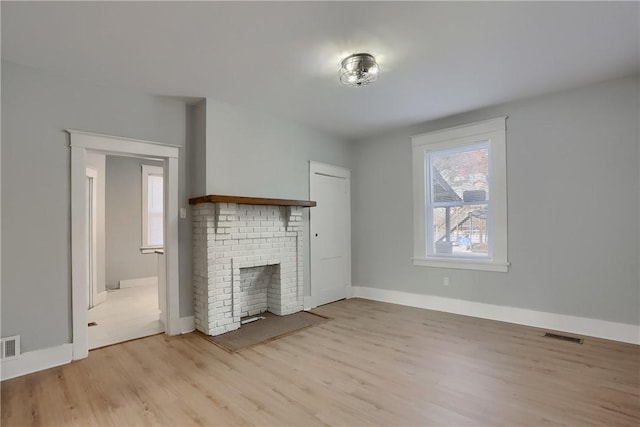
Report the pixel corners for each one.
[69,130,180,361]
[85,154,166,349]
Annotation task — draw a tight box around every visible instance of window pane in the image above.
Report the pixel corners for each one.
[431,143,490,203]
[432,205,489,256]
[427,141,491,258]
[147,175,163,246]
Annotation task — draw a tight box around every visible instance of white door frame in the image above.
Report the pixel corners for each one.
[69,130,181,360]
[85,168,98,309]
[309,161,352,308]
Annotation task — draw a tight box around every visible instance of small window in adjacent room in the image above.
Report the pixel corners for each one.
[141,164,164,253]
[411,117,509,272]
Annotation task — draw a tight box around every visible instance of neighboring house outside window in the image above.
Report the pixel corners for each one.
[141,164,164,253]
[411,117,509,272]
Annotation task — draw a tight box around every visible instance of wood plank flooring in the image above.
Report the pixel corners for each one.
[2,298,639,426]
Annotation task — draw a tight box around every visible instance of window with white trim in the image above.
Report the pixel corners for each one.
[411,117,509,272]
[141,164,163,253]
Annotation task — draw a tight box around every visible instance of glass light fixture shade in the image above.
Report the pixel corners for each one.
[339,53,379,87]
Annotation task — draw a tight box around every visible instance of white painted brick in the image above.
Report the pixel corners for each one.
[192,202,304,336]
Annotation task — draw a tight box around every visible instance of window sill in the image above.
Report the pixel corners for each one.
[141,246,164,254]
[412,257,509,272]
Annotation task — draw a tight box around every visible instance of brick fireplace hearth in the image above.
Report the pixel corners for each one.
[190,195,315,336]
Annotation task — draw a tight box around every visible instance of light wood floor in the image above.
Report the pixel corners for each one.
[2,298,639,426]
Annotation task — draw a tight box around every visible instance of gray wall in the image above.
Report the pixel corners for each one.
[204,97,352,198]
[105,156,163,289]
[203,97,352,297]
[351,75,640,325]
[187,100,206,198]
[86,152,106,294]
[1,61,190,352]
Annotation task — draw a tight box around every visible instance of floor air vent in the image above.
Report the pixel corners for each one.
[1,335,21,360]
[544,332,583,344]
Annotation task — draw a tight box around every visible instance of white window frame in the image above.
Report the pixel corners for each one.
[411,117,509,272]
[141,164,164,253]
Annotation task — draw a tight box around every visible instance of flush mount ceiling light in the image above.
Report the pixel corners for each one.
[339,53,379,87]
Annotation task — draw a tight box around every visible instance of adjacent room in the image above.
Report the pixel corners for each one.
[1,2,638,426]
[87,154,166,350]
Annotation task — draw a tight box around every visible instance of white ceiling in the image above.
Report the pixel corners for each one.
[2,1,638,140]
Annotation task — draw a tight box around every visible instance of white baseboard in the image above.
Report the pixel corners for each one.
[119,276,158,289]
[303,296,315,311]
[352,286,640,345]
[1,343,73,381]
[179,316,195,334]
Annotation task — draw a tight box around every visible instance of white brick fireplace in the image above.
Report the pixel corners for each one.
[191,196,315,336]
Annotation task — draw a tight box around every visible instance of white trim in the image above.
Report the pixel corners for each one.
[411,117,508,272]
[1,344,73,381]
[141,246,163,254]
[303,296,315,310]
[309,160,352,177]
[141,164,164,249]
[164,156,181,335]
[411,258,510,272]
[86,168,99,309]
[119,276,158,289]
[95,291,107,305]
[352,286,640,345]
[71,146,89,359]
[179,316,195,334]
[309,161,352,308]
[67,130,180,157]
[69,130,181,362]
[411,117,507,145]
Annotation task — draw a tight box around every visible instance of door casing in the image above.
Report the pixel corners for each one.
[309,161,351,308]
[86,168,98,309]
[69,130,180,360]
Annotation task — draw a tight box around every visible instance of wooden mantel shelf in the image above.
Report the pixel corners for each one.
[189,194,317,207]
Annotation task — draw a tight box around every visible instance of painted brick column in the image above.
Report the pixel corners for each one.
[191,203,215,334]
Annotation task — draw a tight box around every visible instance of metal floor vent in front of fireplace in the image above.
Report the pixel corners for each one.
[544,332,583,344]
